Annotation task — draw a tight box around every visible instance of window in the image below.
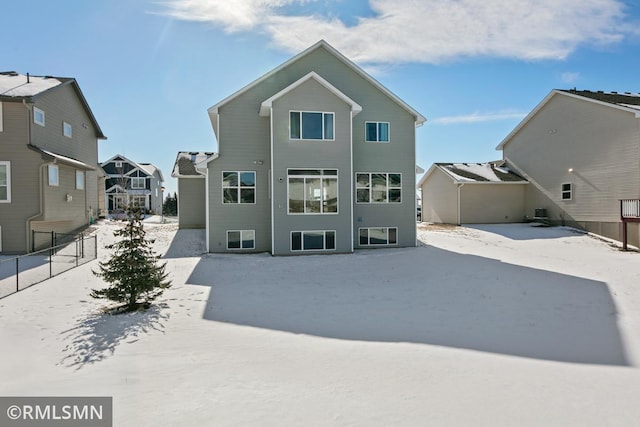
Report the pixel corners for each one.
[561,182,572,200]
[75,170,84,190]
[291,230,336,252]
[365,122,390,143]
[115,161,123,168]
[34,107,45,126]
[48,165,59,186]
[63,121,72,138]
[222,171,256,204]
[0,161,10,202]
[288,169,338,214]
[131,196,146,209]
[359,227,398,246]
[290,111,334,140]
[356,173,402,203]
[131,177,146,189]
[227,230,255,250]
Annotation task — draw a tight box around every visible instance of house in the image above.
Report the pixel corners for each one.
[0,71,106,253]
[171,151,216,229]
[101,155,164,215]
[419,162,528,224]
[496,89,640,246]
[174,40,425,255]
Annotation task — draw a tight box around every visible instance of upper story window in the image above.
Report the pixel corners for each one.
[131,177,146,189]
[561,182,572,200]
[0,161,11,202]
[63,121,72,138]
[115,161,123,168]
[222,171,256,204]
[290,111,334,140]
[76,170,84,190]
[365,122,390,143]
[48,164,59,187]
[356,173,402,203]
[34,107,45,127]
[288,169,338,214]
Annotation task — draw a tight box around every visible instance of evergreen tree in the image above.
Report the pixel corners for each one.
[163,192,178,216]
[92,209,171,312]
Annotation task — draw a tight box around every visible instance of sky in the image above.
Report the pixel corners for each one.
[2,0,640,196]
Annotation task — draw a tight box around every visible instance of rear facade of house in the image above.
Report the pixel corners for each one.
[203,41,425,255]
[0,72,105,253]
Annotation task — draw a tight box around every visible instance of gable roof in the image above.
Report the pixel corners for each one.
[0,71,106,140]
[208,40,425,128]
[101,154,164,179]
[259,72,362,117]
[139,163,164,182]
[418,162,527,187]
[496,89,640,150]
[172,151,218,178]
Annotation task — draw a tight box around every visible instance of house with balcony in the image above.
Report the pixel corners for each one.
[0,71,106,253]
[174,40,425,254]
[101,154,164,215]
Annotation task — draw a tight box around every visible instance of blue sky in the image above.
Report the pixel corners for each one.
[2,0,640,196]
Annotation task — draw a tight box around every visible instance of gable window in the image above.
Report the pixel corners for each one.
[63,121,72,138]
[365,122,390,143]
[290,111,334,140]
[561,182,572,200]
[115,161,123,168]
[34,107,45,126]
[0,161,10,202]
[288,169,338,214]
[359,227,398,246]
[222,171,256,204]
[356,173,402,203]
[291,230,336,252]
[48,164,59,186]
[227,230,255,250]
[75,170,85,190]
[131,177,146,189]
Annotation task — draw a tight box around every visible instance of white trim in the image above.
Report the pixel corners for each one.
[226,230,256,250]
[270,111,275,254]
[290,230,337,252]
[358,227,398,246]
[355,172,402,204]
[221,171,256,204]
[289,110,335,141]
[0,101,3,132]
[349,110,354,253]
[131,176,146,189]
[0,161,11,203]
[33,107,45,126]
[205,167,210,252]
[286,168,339,215]
[48,164,59,187]
[75,170,85,190]
[364,121,390,143]
[63,121,72,138]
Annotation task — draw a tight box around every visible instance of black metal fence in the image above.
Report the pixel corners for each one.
[0,235,97,299]
[32,230,82,252]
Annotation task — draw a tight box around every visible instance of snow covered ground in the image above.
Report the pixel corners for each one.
[2,219,640,426]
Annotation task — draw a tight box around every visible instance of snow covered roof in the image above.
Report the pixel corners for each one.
[418,162,527,186]
[139,163,164,182]
[560,90,640,110]
[0,71,62,97]
[172,151,218,177]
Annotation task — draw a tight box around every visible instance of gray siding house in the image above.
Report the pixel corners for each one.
[171,151,216,229]
[0,71,106,253]
[176,41,425,255]
[101,154,164,215]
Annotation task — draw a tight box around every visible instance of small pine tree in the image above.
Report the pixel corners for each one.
[92,209,171,312]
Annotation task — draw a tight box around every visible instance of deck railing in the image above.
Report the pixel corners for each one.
[621,199,640,218]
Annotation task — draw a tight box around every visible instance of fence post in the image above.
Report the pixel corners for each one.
[15,257,19,293]
[51,231,55,251]
[49,248,53,278]
[75,239,79,267]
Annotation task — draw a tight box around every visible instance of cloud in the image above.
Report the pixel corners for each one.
[431,111,528,125]
[561,72,581,84]
[159,0,632,64]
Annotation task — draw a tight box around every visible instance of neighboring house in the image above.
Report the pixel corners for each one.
[171,151,216,229]
[497,89,640,246]
[0,71,106,253]
[419,162,528,224]
[101,155,164,214]
[174,40,425,255]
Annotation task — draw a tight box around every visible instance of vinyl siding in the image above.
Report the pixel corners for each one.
[460,184,526,223]
[178,178,206,229]
[504,94,640,223]
[420,168,458,224]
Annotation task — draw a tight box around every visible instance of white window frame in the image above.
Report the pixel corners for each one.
[561,182,572,200]
[115,161,123,168]
[48,164,59,187]
[63,121,72,138]
[34,107,45,126]
[75,170,85,190]
[227,230,256,250]
[359,227,398,246]
[131,177,146,189]
[290,230,336,252]
[365,121,390,143]
[287,169,338,215]
[289,111,335,141]
[222,171,256,204]
[356,172,402,204]
[0,161,11,203]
